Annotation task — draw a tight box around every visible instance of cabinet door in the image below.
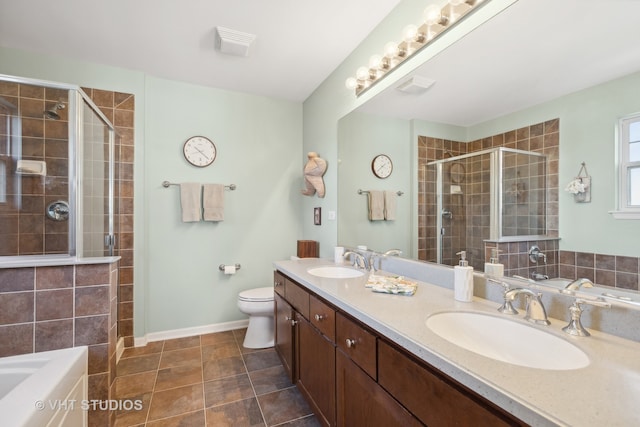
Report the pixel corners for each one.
[336,350,422,427]
[274,292,295,382]
[336,313,376,379]
[378,340,523,427]
[297,316,336,427]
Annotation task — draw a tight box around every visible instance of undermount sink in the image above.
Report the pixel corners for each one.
[426,311,589,370]
[307,266,365,278]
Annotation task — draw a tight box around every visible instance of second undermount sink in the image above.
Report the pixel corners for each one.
[426,311,589,370]
[307,266,365,278]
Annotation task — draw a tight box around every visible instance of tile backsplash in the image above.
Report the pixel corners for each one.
[559,250,639,292]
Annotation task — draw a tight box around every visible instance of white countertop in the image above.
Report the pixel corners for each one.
[274,258,640,427]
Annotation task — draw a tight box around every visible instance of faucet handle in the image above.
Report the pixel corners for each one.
[485,278,518,315]
[562,297,611,337]
[486,277,510,291]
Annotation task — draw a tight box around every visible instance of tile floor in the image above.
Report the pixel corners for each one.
[113,329,320,426]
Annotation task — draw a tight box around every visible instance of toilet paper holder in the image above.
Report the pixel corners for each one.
[219,263,241,272]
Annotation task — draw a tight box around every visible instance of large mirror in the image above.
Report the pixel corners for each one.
[338,0,640,301]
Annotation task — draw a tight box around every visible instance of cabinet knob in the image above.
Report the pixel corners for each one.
[274,280,282,287]
[285,316,297,326]
[314,314,325,321]
[345,338,356,348]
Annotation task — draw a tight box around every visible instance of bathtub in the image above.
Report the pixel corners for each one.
[0,346,88,426]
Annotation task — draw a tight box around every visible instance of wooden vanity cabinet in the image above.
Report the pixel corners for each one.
[274,270,526,427]
[378,340,523,427]
[336,350,422,427]
[274,291,295,382]
[297,313,336,427]
[274,272,336,426]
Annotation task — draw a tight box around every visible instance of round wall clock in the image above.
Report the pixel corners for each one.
[371,154,393,179]
[183,136,217,167]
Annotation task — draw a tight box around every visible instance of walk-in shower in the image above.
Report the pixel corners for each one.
[424,147,548,270]
[0,74,117,258]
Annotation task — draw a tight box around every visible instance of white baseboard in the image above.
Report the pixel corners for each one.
[133,319,249,348]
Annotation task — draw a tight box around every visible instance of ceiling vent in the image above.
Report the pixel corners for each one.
[216,26,256,57]
[396,76,436,94]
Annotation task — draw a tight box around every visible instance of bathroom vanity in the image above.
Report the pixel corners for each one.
[273,258,640,427]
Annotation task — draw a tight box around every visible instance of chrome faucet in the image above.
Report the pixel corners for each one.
[562,298,610,337]
[504,288,551,325]
[383,249,402,256]
[343,251,368,270]
[531,271,549,281]
[561,278,594,294]
[486,278,519,315]
[528,245,547,264]
[370,249,402,272]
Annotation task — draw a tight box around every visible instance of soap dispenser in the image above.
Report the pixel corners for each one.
[484,248,504,278]
[454,251,474,302]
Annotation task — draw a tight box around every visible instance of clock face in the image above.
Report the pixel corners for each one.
[371,154,393,179]
[183,136,216,167]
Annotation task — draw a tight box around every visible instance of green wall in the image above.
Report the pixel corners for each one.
[0,47,302,339]
[337,112,412,254]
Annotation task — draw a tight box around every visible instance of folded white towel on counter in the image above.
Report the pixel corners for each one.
[180,183,202,222]
[368,190,384,221]
[203,183,225,221]
[384,190,397,221]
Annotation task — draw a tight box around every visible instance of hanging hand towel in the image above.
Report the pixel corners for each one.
[384,190,397,221]
[180,183,202,222]
[368,190,385,221]
[203,184,225,221]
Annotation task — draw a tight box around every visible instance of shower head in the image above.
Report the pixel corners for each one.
[44,103,65,120]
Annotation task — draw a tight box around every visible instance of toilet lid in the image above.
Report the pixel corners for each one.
[238,286,274,302]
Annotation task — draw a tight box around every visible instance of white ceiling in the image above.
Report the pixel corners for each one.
[0,0,401,102]
[358,0,640,126]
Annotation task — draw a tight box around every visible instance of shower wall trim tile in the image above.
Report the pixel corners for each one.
[0,261,119,426]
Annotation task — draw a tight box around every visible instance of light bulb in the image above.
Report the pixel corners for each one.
[424,4,442,26]
[345,77,358,90]
[402,24,418,43]
[384,42,399,58]
[356,66,369,81]
[369,54,383,70]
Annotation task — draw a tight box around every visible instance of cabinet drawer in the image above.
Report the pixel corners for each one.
[310,295,336,342]
[274,271,286,297]
[336,313,376,380]
[285,278,310,319]
[378,340,522,427]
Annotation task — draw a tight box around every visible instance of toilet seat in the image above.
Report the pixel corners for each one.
[238,286,274,302]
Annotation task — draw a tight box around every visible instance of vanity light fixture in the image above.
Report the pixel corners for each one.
[345,0,488,96]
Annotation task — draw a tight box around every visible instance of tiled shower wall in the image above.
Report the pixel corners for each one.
[82,87,135,348]
[0,83,71,255]
[0,82,135,349]
[0,262,118,426]
[418,118,560,270]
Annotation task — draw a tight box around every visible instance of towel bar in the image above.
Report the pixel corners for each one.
[162,181,236,190]
[358,189,403,196]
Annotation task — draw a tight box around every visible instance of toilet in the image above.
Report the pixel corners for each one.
[237,286,275,349]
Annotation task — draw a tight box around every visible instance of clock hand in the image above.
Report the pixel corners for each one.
[194,147,210,161]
